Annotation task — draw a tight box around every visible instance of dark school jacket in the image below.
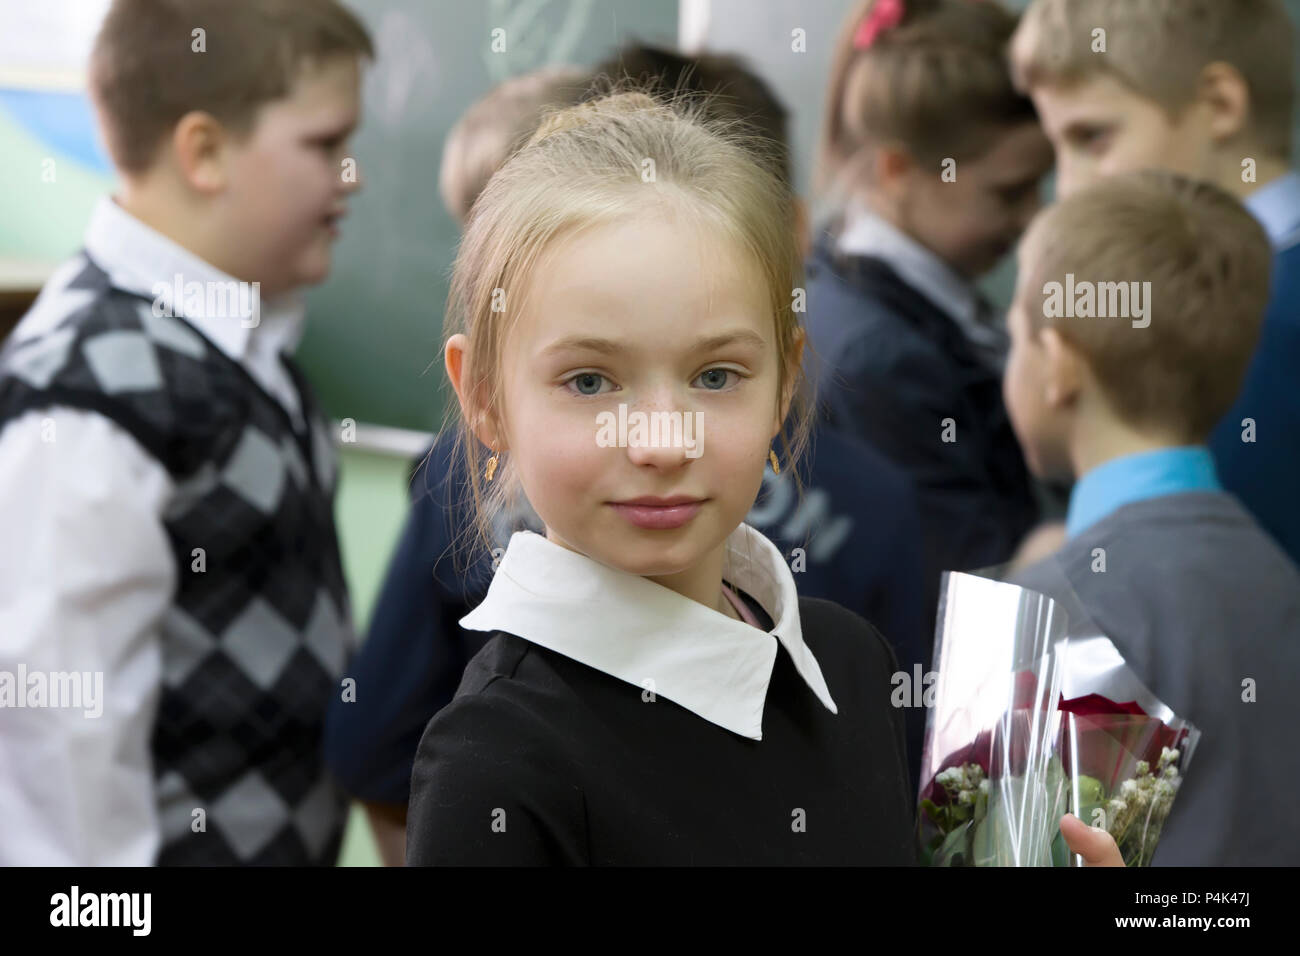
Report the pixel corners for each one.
[803,232,1040,583]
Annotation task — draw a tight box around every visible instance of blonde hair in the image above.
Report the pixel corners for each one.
[1011,0,1294,160]
[1018,170,1272,441]
[816,0,1035,203]
[442,90,813,567]
[439,66,592,225]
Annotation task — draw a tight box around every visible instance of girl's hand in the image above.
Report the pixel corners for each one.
[1060,813,1125,866]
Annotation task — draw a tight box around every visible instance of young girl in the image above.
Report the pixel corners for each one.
[808,0,1056,584]
[405,90,1117,866]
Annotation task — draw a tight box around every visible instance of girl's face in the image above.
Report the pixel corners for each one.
[894,120,1054,280]
[495,207,791,601]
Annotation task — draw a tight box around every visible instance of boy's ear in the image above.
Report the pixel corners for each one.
[172,111,230,193]
[1197,61,1251,145]
[1039,327,1084,410]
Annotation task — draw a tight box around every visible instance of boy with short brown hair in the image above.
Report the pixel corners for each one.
[0,0,372,864]
[1007,171,1300,865]
[1011,0,1300,568]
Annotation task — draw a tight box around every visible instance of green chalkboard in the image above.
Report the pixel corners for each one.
[297,0,679,432]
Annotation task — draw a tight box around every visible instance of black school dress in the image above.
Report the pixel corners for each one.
[406,523,917,865]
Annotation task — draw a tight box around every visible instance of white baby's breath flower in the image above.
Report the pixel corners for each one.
[1152,778,1178,815]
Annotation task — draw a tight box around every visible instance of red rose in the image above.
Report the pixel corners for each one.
[1057,697,1185,789]
[922,683,1186,804]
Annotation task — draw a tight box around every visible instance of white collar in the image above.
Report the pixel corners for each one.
[459,522,839,739]
[82,196,306,365]
[837,205,981,329]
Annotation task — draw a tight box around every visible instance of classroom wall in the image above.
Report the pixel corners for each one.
[0,0,115,261]
[332,446,412,866]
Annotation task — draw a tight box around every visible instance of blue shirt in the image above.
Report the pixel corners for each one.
[1066,446,1222,539]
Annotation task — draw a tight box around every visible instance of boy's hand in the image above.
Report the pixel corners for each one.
[1060,813,1125,866]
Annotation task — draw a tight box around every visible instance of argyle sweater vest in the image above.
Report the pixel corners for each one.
[0,254,353,865]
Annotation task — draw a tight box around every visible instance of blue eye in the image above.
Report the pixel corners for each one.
[566,372,609,396]
[564,368,739,396]
[695,368,737,390]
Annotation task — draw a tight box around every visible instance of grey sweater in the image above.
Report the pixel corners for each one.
[1014,492,1300,866]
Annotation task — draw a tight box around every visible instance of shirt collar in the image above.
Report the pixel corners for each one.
[82,196,306,364]
[1066,446,1222,540]
[1244,170,1300,251]
[459,522,839,740]
[835,206,1008,368]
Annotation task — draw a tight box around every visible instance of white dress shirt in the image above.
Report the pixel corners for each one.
[837,205,1010,371]
[459,522,839,740]
[0,197,309,865]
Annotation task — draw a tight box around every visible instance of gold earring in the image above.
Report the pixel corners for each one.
[769,448,780,475]
[485,451,499,482]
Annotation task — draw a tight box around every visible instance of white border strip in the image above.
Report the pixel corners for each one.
[679,0,711,53]
[335,421,435,458]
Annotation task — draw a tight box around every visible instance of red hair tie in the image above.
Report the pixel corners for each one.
[853,0,906,50]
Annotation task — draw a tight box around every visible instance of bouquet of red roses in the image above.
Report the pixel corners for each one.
[1055,636,1199,866]
[917,573,1199,867]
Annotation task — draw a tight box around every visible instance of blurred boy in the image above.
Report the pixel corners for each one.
[1012,0,1300,567]
[439,65,592,225]
[1008,172,1300,865]
[0,0,371,864]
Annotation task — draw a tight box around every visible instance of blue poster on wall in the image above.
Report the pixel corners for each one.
[0,89,112,175]
[0,0,115,261]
